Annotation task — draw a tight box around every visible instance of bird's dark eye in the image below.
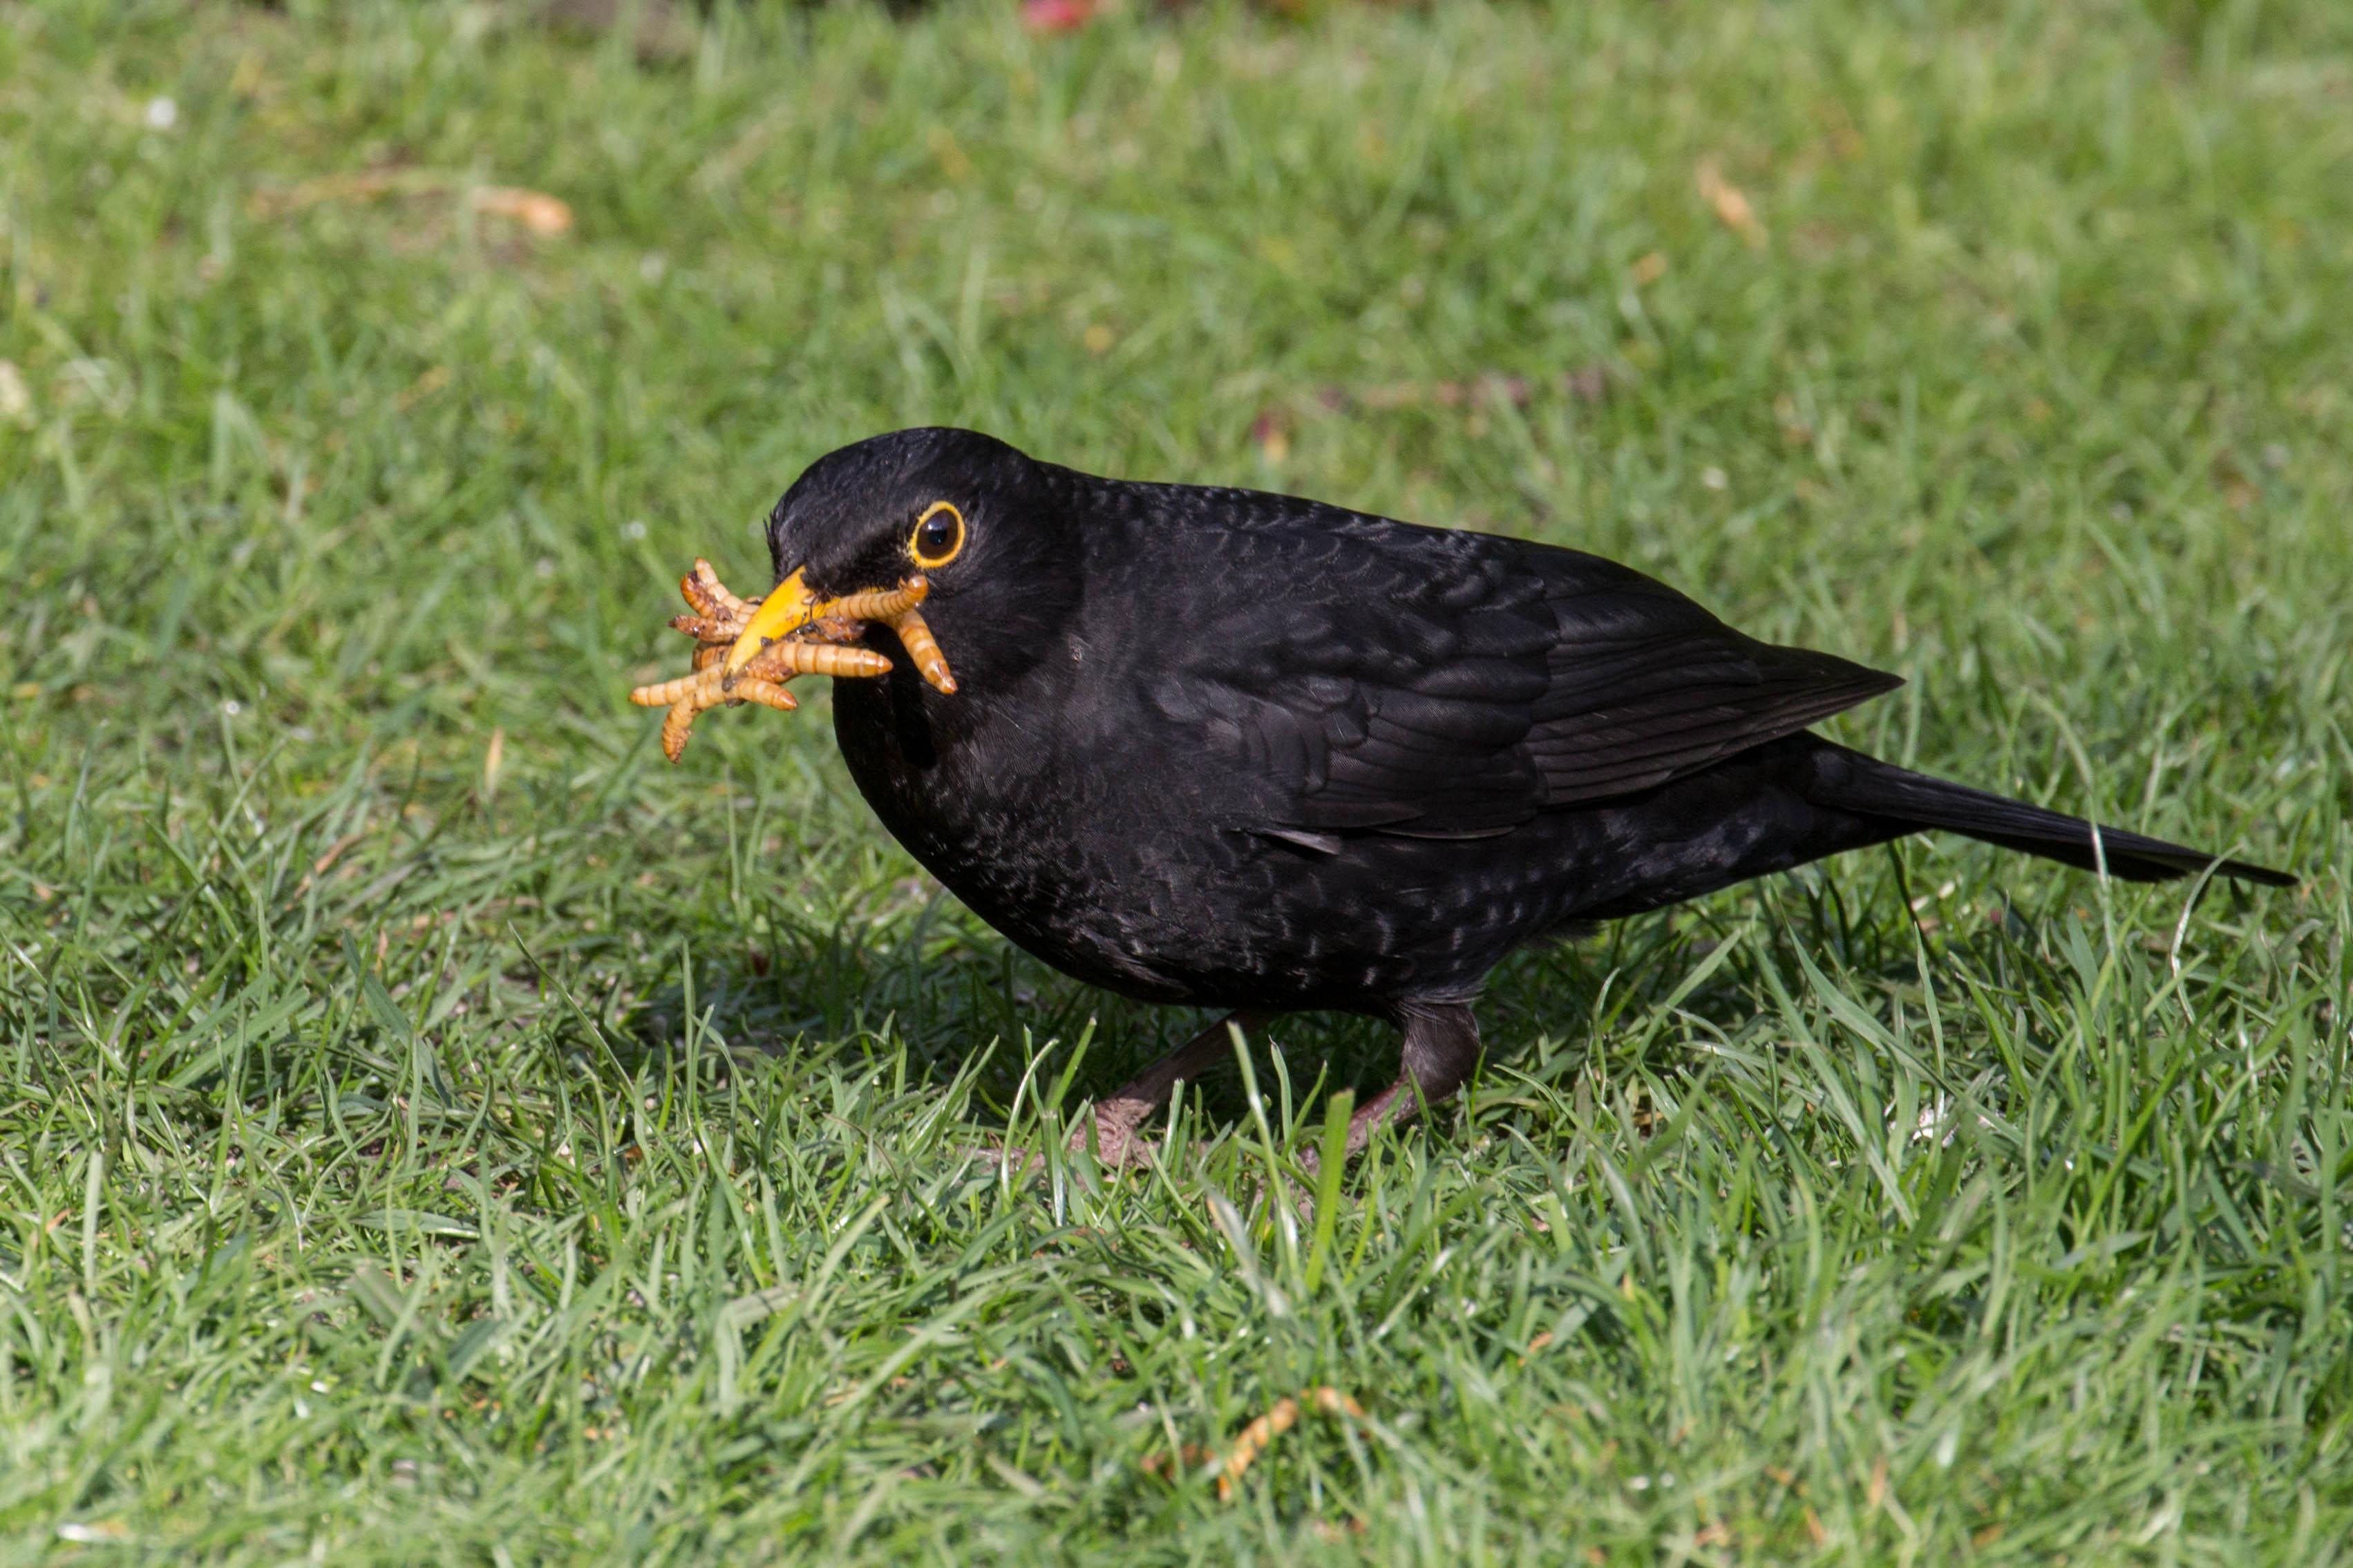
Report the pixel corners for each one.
[909,501,965,569]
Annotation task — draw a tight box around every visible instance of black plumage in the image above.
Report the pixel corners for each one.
[735,427,2292,1159]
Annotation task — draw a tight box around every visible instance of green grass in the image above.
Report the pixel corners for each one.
[3,0,2352,1559]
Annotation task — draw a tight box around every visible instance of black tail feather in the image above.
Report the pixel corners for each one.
[1806,744,2295,889]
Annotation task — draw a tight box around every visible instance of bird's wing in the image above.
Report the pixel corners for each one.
[1517,550,1903,808]
[1148,521,1898,842]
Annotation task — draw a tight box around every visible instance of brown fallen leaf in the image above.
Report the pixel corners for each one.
[396,366,451,411]
[1696,159,1767,247]
[248,169,573,238]
[473,186,573,235]
[246,167,421,216]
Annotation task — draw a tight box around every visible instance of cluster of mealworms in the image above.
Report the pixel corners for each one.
[627,559,957,761]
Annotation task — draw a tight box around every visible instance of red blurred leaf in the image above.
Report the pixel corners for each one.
[1021,0,1096,34]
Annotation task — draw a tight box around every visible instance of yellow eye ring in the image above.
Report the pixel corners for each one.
[909,500,965,569]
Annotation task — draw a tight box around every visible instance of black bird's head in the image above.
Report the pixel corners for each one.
[720,428,1076,692]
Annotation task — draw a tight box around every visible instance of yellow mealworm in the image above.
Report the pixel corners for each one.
[644,635,889,706]
[798,614,866,644]
[890,608,958,693]
[630,668,721,708]
[669,613,735,641]
[701,563,754,617]
[661,701,699,762]
[730,641,892,682]
[636,554,930,764]
[815,576,929,626]
[679,567,724,621]
[727,678,798,712]
[681,558,754,621]
[730,643,793,684]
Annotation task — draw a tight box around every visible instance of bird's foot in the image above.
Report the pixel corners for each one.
[1072,1099,1160,1169]
[1298,1003,1481,1169]
[1306,1081,1411,1167]
[1063,1012,1277,1173]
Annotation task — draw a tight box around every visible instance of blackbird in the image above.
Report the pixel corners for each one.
[709,426,2292,1162]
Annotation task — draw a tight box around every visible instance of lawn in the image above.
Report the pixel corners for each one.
[3,0,2351,1560]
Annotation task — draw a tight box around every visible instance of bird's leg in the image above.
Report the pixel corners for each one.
[1081,1010,1274,1167]
[1337,1001,1482,1158]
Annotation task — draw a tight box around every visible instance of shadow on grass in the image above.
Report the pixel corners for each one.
[612,861,1974,1143]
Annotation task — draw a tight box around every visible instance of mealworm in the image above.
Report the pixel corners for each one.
[668,612,734,641]
[681,558,753,623]
[661,701,700,762]
[630,668,721,708]
[815,576,929,626]
[732,641,892,683]
[638,556,943,763]
[727,677,798,712]
[799,614,865,643]
[890,608,958,693]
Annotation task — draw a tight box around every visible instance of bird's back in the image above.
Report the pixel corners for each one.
[833,473,1905,1010]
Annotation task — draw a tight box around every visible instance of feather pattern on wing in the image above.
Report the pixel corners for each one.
[1137,499,1900,843]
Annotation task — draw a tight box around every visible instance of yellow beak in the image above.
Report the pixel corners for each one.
[722,567,826,677]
